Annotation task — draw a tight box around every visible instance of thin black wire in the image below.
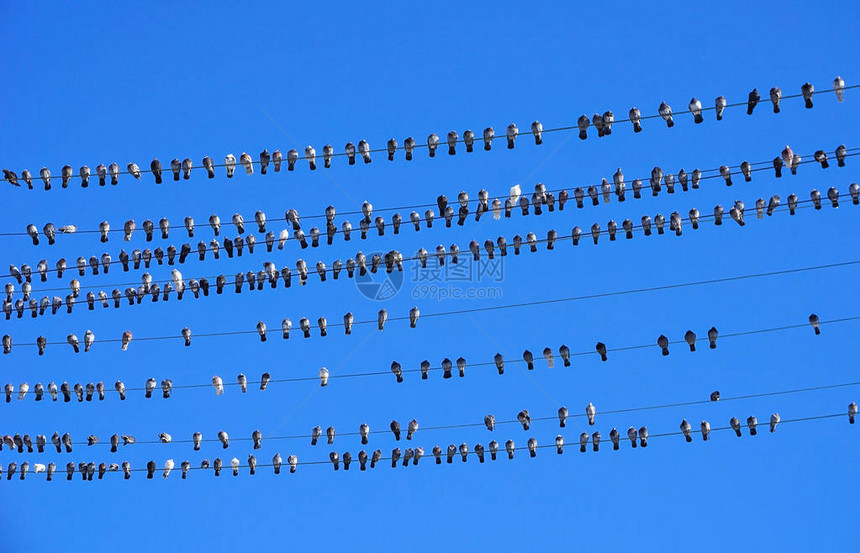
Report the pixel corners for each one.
[5,146,856,242]
[10,380,855,447]
[4,183,856,313]
[0,412,849,476]
[3,315,858,393]
[4,82,854,188]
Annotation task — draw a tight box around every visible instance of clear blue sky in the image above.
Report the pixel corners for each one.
[2,2,859,551]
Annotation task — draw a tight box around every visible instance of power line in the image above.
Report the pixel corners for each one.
[5,146,855,244]
[6,380,855,448]
[4,185,856,315]
[0,411,851,478]
[3,82,854,190]
[2,315,857,391]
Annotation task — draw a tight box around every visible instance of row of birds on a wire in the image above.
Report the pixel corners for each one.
[0,305,828,361]
[0,317,826,393]
[2,409,854,480]
[1,186,854,322]
[2,78,850,190]
[0,413,783,458]
[3,143,853,290]
[2,398,800,454]
[12,144,853,250]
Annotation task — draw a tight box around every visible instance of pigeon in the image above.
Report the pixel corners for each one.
[657,335,670,356]
[407,419,419,440]
[2,169,21,187]
[506,123,518,149]
[387,360,403,384]
[144,378,157,399]
[218,431,229,449]
[150,159,163,184]
[257,321,267,341]
[358,140,371,163]
[505,440,515,460]
[225,154,236,177]
[801,82,814,108]
[627,427,638,448]
[181,158,193,179]
[638,426,648,447]
[240,153,253,174]
[161,459,175,479]
[770,413,781,433]
[61,165,73,187]
[596,342,607,361]
[170,159,181,180]
[730,417,742,437]
[659,102,674,127]
[211,458,223,477]
[747,416,758,436]
[701,421,711,441]
[517,410,531,430]
[120,330,133,351]
[161,378,173,399]
[531,121,543,144]
[203,156,215,177]
[463,130,475,152]
[212,376,224,395]
[689,97,703,123]
[40,167,52,189]
[825,186,841,210]
[770,87,782,113]
[577,115,590,139]
[849,402,857,424]
[834,76,845,102]
[715,96,726,120]
[79,165,92,187]
[319,368,329,387]
[681,330,697,352]
[484,415,496,431]
[230,457,240,476]
[747,88,760,114]
[809,313,821,335]
[84,330,95,353]
[67,334,80,353]
[629,107,642,132]
[578,432,589,453]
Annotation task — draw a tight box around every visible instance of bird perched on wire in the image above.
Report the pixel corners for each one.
[659,102,674,127]
[517,410,531,430]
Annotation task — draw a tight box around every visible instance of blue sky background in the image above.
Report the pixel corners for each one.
[1,2,859,551]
